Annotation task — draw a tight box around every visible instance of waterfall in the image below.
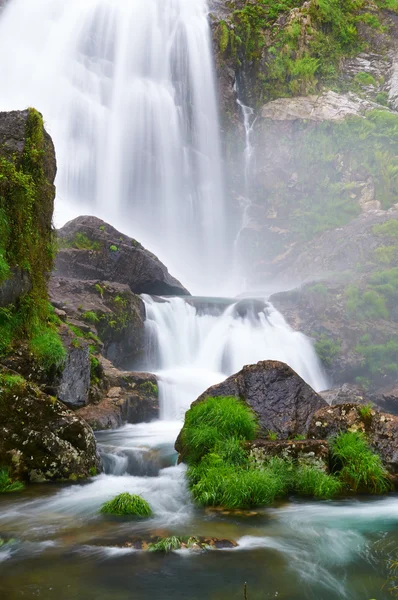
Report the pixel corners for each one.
[0,0,226,294]
[143,295,328,420]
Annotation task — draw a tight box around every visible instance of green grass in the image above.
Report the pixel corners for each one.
[148,536,183,553]
[181,396,258,465]
[0,372,26,392]
[295,465,342,498]
[358,403,374,419]
[100,493,152,517]
[29,327,66,373]
[0,468,24,493]
[81,311,100,324]
[331,431,392,494]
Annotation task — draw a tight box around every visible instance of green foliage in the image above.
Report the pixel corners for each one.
[218,20,230,54]
[0,468,24,493]
[181,396,258,465]
[0,372,26,394]
[331,431,392,494]
[376,91,389,106]
[354,71,376,86]
[99,225,105,232]
[314,334,341,366]
[373,220,398,239]
[95,283,104,297]
[148,536,183,553]
[358,403,373,419]
[346,285,389,320]
[355,337,398,377]
[100,493,152,517]
[267,431,278,441]
[373,245,398,265]
[81,311,100,324]
[139,381,158,396]
[295,465,342,498]
[109,245,118,252]
[29,326,66,373]
[61,232,101,251]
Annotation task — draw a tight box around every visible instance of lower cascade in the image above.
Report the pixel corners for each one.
[143,295,328,420]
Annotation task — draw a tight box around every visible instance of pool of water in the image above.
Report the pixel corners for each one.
[0,422,397,600]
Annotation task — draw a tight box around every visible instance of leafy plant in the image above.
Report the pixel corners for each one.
[148,536,183,553]
[358,403,373,420]
[0,468,24,493]
[109,245,118,252]
[100,493,152,517]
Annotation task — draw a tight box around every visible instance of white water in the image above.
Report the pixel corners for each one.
[144,295,328,420]
[0,0,226,293]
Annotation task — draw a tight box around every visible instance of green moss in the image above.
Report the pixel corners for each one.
[331,431,392,494]
[100,493,152,517]
[0,108,58,356]
[109,245,118,252]
[139,381,158,396]
[354,71,377,86]
[0,468,24,493]
[60,232,101,251]
[29,326,67,373]
[81,311,100,324]
[314,334,341,366]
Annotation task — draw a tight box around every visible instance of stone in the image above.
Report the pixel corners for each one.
[57,328,91,409]
[190,360,327,439]
[49,277,146,369]
[308,403,398,476]
[320,384,373,407]
[0,371,100,482]
[247,439,329,471]
[75,357,159,430]
[55,216,189,296]
[261,91,377,122]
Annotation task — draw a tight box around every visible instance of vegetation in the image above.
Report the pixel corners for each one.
[100,493,152,517]
[182,397,393,509]
[358,403,374,420]
[29,326,66,373]
[331,431,392,494]
[314,334,341,366]
[148,536,185,553]
[0,109,62,360]
[60,232,101,251]
[0,468,24,493]
[139,381,158,396]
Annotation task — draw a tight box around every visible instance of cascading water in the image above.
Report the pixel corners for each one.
[144,295,328,420]
[0,0,227,293]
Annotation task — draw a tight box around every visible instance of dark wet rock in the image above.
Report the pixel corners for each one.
[49,276,146,369]
[0,369,100,482]
[75,357,158,430]
[375,384,398,416]
[247,439,329,471]
[57,327,90,409]
[190,360,327,439]
[308,403,398,476]
[0,268,32,308]
[320,384,373,407]
[55,216,189,296]
[98,535,237,551]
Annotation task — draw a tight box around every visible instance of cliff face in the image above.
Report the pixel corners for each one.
[210,1,398,393]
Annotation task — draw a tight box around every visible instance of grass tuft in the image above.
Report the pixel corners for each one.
[331,431,392,494]
[148,536,183,553]
[30,327,66,373]
[100,493,152,517]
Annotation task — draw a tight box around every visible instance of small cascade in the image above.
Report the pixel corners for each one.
[143,295,328,420]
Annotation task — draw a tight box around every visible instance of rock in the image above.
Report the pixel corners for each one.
[247,439,329,471]
[308,403,398,476]
[0,268,32,308]
[320,384,373,407]
[75,357,158,430]
[191,360,327,439]
[388,50,398,111]
[57,327,91,409]
[261,91,377,122]
[374,384,398,416]
[49,276,146,369]
[0,370,100,482]
[55,216,189,296]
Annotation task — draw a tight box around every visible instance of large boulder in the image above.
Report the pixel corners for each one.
[55,216,190,296]
[49,277,146,369]
[247,439,330,472]
[75,357,159,430]
[308,403,398,476]
[188,360,327,439]
[319,384,373,407]
[0,370,100,482]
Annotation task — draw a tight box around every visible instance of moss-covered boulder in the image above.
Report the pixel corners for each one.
[55,215,190,296]
[0,369,100,482]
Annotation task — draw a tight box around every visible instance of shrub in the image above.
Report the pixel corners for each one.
[345,285,389,320]
[295,465,342,498]
[109,245,118,252]
[100,493,152,517]
[0,468,24,493]
[354,71,376,86]
[331,431,392,494]
[181,396,258,465]
[30,327,66,373]
[314,334,341,366]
